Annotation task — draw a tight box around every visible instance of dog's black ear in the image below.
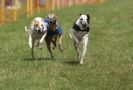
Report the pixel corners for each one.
[54,14,57,19]
[79,13,82,16]
[86,14,90,23]
[87,14,90,20]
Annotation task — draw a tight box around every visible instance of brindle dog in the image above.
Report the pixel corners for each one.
[45,14,63,59]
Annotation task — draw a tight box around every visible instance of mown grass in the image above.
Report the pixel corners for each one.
[0,0,133,90]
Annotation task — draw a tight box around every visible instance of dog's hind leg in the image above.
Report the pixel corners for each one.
[52,38,57,49]
[45,39,54,59]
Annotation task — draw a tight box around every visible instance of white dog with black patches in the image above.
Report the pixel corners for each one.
[25,17,47,59]
[70,14,90,64]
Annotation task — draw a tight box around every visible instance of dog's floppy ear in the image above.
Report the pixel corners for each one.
[31,19,35,26]
[87,14,90,20]
[86,14,90,23]
[47,14,52,18]
[55,14,58,19]
[53,13,57,19]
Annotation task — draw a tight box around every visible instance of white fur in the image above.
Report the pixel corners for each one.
[70,15,89,64]
[25,17,47,59]
[76,15,88,30]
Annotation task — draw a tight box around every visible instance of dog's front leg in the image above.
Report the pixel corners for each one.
[37,33,47,48]
[39,32,47,44]
[29,35,35,60]
[80,34,88,64]
[73,41,80,61]
[70,30,79,44]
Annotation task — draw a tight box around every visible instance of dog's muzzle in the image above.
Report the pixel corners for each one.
[82,24,87,28]
[81,23,89,29]
[49,18,56,25]
[35,27,44,33]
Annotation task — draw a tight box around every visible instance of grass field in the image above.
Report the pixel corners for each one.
[0,0,133,90]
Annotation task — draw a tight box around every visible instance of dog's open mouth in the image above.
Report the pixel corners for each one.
[36,28,41,32]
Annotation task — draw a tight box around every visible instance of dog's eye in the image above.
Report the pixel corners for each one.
[41,24,43,26]
[80,18,83,20]
[35,24,38,26]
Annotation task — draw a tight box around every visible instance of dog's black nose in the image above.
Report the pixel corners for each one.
[36,27,41,32]
[37,29,42,34]
[82,24,87,28]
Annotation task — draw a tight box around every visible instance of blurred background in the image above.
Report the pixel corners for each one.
[0,0,133,89]
[0,0,104,24]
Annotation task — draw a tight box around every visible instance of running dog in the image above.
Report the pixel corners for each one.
[25,17,47,59]
[70,14,90,64]
[44,14,63,59]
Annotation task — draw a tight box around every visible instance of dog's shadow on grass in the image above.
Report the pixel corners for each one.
[64,61,79,65]
[22,57,52,61]
[22,57,80,65]
[63,59,79,65]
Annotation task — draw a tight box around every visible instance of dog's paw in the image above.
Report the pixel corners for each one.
[79,61,83,64]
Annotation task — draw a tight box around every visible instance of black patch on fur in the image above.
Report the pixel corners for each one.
[72,22,90,32]
[86,14,90,24]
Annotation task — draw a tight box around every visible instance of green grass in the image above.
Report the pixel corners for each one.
[0,0,133,89]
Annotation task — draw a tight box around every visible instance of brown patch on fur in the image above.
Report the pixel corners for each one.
[45,13,63,59]
[45,34,63,59]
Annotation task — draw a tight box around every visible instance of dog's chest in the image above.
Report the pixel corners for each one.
[33,31,43,39]
[46,34,58,41]
[74,31,87,41]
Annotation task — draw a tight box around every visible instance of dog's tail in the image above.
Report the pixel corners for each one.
[69,29,73,39]
[25,26,28,32]
[69,33,72,38]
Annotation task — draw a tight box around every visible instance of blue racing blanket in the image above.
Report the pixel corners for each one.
[44,18,63,37]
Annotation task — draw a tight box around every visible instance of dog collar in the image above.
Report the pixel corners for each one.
[72,23,90,32]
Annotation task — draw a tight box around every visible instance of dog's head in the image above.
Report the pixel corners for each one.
[76,14,90,30]
[47,13,57,31]
[32,17,46,32]
[48,14,57,24]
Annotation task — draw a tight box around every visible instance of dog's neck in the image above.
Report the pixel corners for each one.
[48,24,57,32]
